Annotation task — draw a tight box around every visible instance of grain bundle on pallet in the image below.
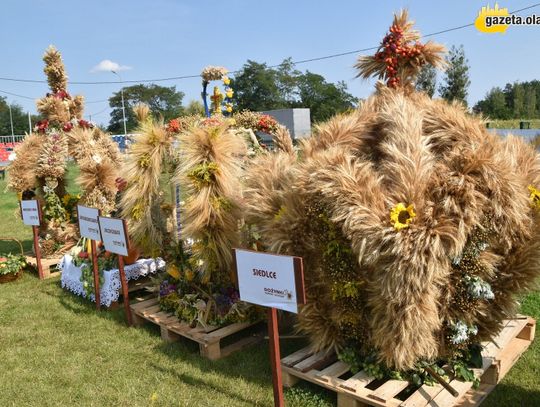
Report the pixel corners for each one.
[243,9,540,397]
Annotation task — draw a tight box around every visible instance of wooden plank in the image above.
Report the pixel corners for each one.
[516,317,536,341]
[131,298,158,311]
[401,384,443,407]
[316,361,350,383]
[167,321,193,336]
[219,334,263,359]
[282,368,300,388]
[340,371,375,393]
[496,337,531,381]
[282,347,313,367]
[282,365,396,407]
[368,380,409,403]
[203,321,255,343]
[199,342,221,360]
[454,383,495,407]
[293,351,337,373]
[428,380,472,407]
[160,326,180,343]
[483,318,528,358]
[140,305,161,317]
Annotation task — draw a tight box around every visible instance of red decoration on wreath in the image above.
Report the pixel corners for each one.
[374,24,425,88]
[35,119,49,133]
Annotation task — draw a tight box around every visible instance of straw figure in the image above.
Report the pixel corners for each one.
[9,46,120,255]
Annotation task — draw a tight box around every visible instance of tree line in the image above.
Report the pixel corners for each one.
[0,97,40,136]
[107,58,358,132]
[473,81,540,120]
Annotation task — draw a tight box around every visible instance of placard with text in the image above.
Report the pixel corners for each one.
[97,216,129,256]
[234,249,304,314]
[20,199,41,226]
[77,205,101,241]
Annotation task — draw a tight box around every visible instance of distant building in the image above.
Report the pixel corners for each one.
[259,108,311,145]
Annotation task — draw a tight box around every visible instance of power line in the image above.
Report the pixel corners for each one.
[0,89,35,100]
[1,2,539,86]
[0,89,109,104]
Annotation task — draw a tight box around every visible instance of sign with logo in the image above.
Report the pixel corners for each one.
[20,199,41,226]
[77,205,101,241]
[234,249,305,314]
[98,216,129,256]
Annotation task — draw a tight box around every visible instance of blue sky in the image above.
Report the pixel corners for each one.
[1,0,540,127]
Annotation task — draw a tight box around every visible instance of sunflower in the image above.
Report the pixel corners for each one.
[528,185,540,210]
[390,203,416,231]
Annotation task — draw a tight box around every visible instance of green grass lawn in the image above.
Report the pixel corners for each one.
[0,167,539,406]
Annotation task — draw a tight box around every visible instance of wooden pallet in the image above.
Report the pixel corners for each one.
[25,255,62,279]
[130,297,263,360]
[281,316,535,407]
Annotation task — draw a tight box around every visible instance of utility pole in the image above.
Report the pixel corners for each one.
[8,104,15,144]
[111,70,127,137]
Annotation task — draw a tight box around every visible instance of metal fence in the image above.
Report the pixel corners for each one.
[0,135,26,144]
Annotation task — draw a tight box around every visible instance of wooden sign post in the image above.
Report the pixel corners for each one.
[233,248,305,407]
[77,205,102,311]
[20,199,44,279]
[98,216,132,325]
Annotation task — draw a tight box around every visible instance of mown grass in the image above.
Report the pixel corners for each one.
[487,119,540,129]
[0,166,539,406]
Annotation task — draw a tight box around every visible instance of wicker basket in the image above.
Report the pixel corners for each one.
[0,238,25,284]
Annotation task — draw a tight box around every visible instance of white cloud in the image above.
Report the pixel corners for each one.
[91,59,132,73]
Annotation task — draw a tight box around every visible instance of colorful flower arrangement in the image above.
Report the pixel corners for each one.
[0,254,27,277]
[156,241,262,328]
[71,239,118,298]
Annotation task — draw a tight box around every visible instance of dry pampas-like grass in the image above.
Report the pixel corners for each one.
[7,133,45,193]
[244,11,540,371]
[121,106,175,254]
[176,123,247,284]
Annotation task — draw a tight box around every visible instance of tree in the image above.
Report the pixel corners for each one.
[0,97,40,136]
[183,100,205,116]
[233,59,357,122]
[439,45,471,106]
[108,84,184,133]
[233,60,287,112]
[415,65,437,97]
[473,80,540,119]
[297,72,357,123]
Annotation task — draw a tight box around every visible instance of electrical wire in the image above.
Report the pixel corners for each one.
[0,2,538,86]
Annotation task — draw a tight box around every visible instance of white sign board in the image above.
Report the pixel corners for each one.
[77,205,101,241]
[98,216,129,256]
[20,200,40,226]
[235,249,301,314]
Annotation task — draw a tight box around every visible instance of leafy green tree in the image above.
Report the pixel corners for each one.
[415,65,437,97]
[233,60,287,112]
[0,97,40,136]
[525,86,537,118]
[474,80,540,119]
[297,72,357,123]
[233,59,357,123]
[108,84,184,133]
[183,100,205,116]
[439,45,471,106]
[473,87,510,119]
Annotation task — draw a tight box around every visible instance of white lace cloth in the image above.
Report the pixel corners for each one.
[60,254,165,307]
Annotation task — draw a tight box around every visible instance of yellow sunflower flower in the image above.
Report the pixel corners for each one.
[62,194,72,206]
[222,76,231,85]
[166,264,181,280]
[390,202,416,231]
[528,185,540,210]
